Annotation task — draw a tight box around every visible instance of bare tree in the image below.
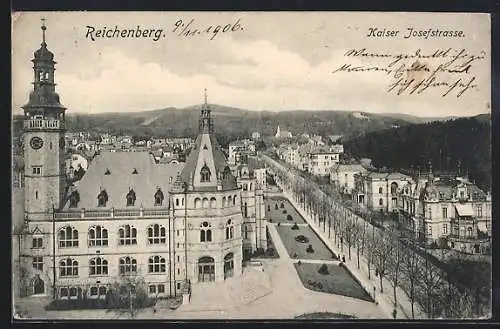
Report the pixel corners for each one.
[343,212,357,261]
[400,240,422,319]
[387,229,404,308]
[372,230,393,293]
[107,273,151,319]
[417,255,444,318]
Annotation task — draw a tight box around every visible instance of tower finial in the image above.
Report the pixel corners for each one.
[41,17,47,45]
[204,87,208,105]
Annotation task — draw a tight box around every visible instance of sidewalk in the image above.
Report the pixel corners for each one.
[282,188,428,319]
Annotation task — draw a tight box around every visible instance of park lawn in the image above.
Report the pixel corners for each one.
[294,262,373,302]
[276,225,337,260]
[264,197,306,224]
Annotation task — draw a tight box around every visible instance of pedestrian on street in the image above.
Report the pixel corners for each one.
[342,255,346,263]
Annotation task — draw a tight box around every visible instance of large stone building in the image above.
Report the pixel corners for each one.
[354,171,411,213]
[398,167,491,253]
[15,23,267,301]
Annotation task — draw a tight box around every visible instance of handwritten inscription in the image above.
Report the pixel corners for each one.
[173,18,244,40]
[332,48,486,98]
[85,18,244,42]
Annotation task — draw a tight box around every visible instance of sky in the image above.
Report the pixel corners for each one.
[12,12,491,117]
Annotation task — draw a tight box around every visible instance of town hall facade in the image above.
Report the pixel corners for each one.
[16,22,267,301]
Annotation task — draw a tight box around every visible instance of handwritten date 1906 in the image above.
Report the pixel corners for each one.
[173,18,244,40]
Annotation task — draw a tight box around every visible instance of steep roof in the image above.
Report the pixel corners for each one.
[176,133,237,191]
[63,151,183,210]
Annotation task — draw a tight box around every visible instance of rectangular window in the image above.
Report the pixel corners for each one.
[177,243,180,249]
[177,268,180,275]
[442,224,448,235]
[176,282,181,290]
[177,230,179,236]
[442,207,448,219]
[149,285,156,294]
[428,207,432,220]
[177,255,180,262]
[32,256,43,271]
[427,224,432,236]
[32,237,43,249]
[158,284,165,293]
[32,166,42,175]
[477,205,483,217]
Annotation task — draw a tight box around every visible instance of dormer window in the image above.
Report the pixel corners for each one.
[200,164,211,183]
[132,168,138,174]
[104,168,111,175]
[97,190,108,207]
[154,189,164,206]
[223,166,231,180]
[69,191,80,208]
[126,189,136,206]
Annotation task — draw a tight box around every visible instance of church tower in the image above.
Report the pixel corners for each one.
[23,20,67,221]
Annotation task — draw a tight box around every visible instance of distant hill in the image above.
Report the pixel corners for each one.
[11,104,466,141]
[344,114,492,191]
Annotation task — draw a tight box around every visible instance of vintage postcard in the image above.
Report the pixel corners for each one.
[11,11,491,320]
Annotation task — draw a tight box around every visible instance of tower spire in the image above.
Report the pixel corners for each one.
[41,17,47,45]
[199,88,214,133]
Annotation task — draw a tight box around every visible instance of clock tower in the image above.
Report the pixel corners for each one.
[23,20,67,221]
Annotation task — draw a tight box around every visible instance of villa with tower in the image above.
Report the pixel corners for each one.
[15,21,267,301]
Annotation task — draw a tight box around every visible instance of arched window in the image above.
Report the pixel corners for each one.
[88,226,108,247]
[222,196,226,207]
[233,195,237,205]
[118,225,137,245]
[379,187,383,194]
[194,198,201,209]
[200,221,212,242]
[379,198,383,206]
[97,190,108,207]
[244,202,248,218]
[200,164,211,182]
[126,189,136,207]
[148,255,166,273]
[89,257,108,276]
[225,219,234,240]
[59,258,78,277]
[119,256,138,275]
[202,198,209,209]
[147,224,166,244]
[198,256,215,282]
[59,226,79,248]
[243,184,248,191]
[210,197,217,208]
[249,183,253,191]
[69,191,80,208]
[89,286,107,299]
[224,253,234,279]
[154,189,164,206]
[467,227,473,237]
[390,182,398,195]
[228,196,232,206]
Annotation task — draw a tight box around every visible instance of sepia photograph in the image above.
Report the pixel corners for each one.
[11,11,491,320]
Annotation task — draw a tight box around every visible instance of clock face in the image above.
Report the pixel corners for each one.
[59,137,65,149]
[30,136,44,150]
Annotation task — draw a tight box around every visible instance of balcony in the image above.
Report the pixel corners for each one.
[24,119,64,130]
[54,207,170,220]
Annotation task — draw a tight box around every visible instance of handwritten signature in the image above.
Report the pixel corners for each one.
[332,48,486,98]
